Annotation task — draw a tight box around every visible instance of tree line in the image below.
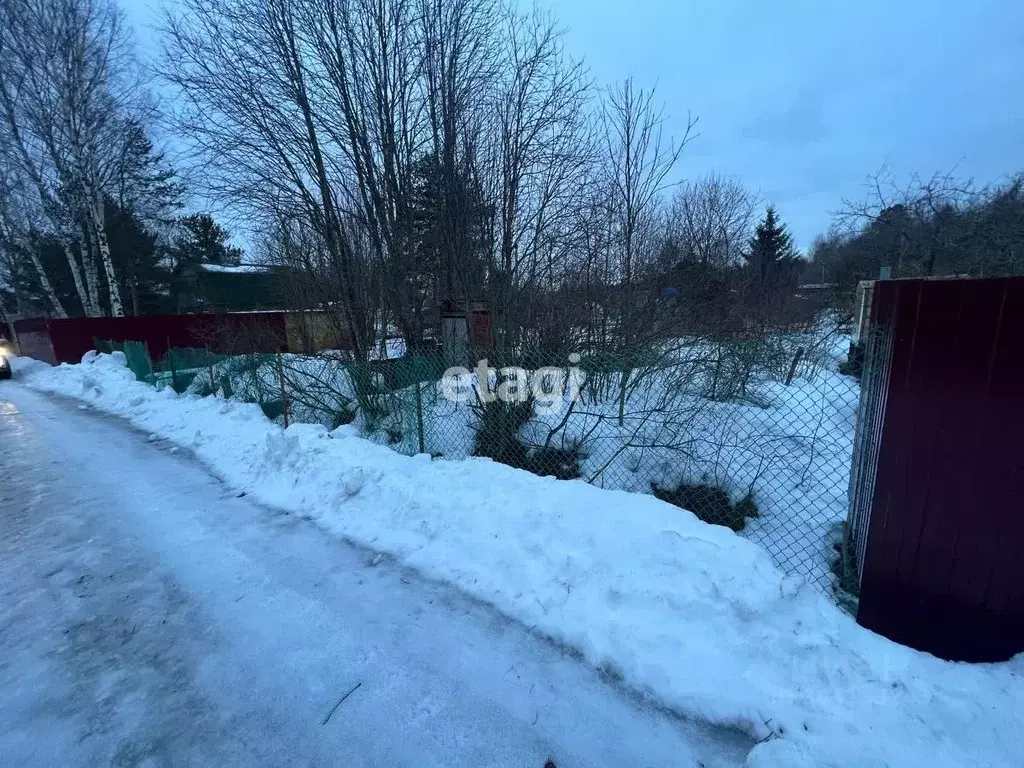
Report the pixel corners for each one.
[157,0,814,360]
[807,170,1024,293]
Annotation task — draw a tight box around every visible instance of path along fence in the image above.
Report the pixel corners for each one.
[105,317,862,600]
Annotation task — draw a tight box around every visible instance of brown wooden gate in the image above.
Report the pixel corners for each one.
[851,276,1024,661]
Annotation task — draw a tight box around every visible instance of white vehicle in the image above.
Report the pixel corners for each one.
[0,337,13,379]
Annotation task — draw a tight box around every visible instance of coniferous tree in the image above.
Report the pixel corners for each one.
[745,206,799,289]
[170,213,244,269]
[107,199,172,315]
[114,120,183,231]
[409,154,490,303]
[9,202,174,316]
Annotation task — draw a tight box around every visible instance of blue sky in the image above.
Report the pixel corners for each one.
[125,0,1024,250]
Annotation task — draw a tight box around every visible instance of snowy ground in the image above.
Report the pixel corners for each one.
[7,352,1024,768]
[0,384,750,767]
[186,330,859,586]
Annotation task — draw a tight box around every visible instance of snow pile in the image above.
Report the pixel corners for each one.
[11,352,1024,768]
[185,351,359,428]
[412,346,859,586]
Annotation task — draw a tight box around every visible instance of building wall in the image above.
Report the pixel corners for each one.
[283,311,352,353]
[14,313,288,365]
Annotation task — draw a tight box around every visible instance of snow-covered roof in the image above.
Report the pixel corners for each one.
[197,263,272,274]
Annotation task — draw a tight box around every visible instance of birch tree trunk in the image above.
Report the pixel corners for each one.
[0,282,19,348]
[30,248,68,318]
[79,224,102,315]
[87,185,123,316]
[0,108,92,315]
[62,241,97,316]
[0,209,69,318]
[0,79,91,315]
[0,278,11,330]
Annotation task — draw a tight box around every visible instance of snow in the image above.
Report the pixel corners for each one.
[188,329,858,586]
[369,337,408,360]
[0,385,746,767]
[197,263,271,274]
[10,351,1024,768]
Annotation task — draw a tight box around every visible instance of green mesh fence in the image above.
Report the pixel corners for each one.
[123,341,155,383]
[104,321,862,603]
[96,339,155,383]
[159,347,229,394]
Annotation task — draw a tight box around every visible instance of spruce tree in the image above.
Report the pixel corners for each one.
[745,205,799,288]
[171,213,244,269]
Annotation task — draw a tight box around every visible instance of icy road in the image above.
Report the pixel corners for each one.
[0,383,751,767]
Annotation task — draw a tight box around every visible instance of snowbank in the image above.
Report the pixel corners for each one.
[186,333,859,587]
[11,352,1024,768]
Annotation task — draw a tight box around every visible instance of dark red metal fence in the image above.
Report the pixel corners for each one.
[854,276,1024,661]
[13,313,288,365]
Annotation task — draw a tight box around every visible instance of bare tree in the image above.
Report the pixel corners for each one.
[835,167,979,280]
[483,7,594,350]
[0,1,89,316]
[162,0,707,384]
[599,78,694,423]
[417,0,499,299]
[0,161,69,317]
[668,173,758,269]
[601,79,694,289]
[55,0,135,315]
[162,0,386,358]
[298,0,428,348]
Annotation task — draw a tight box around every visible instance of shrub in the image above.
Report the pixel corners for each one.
[830,522,861,613]
[838,357,862,379]
[734,491,759,522]
[330,406,357,429]
[471,396,534,468]
[166,370,198,394]
[260,400,284,421]
[651,481,760,532]
[471,395,586,480]
[522,443,584,480]
[191,373,217,398]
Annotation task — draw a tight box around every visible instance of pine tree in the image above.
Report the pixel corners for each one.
[106,199,173,315]
[745,206,799,289]
[409,154,490,301]
[114,120,183,230]
[171,213,244,269]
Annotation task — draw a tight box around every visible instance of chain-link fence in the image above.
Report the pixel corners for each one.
[104,317,862,600]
